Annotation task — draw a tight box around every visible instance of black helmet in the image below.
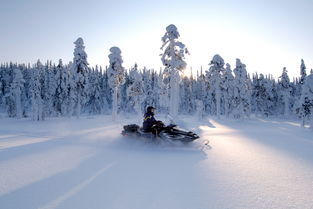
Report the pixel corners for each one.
[147,106,155,112]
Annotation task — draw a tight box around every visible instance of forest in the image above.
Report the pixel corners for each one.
[0,25,313,128]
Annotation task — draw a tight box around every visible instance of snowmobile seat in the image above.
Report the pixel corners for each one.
[138,128,155,138]
[123,124,139,132]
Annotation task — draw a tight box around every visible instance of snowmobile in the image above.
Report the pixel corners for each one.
[121,121,199,143]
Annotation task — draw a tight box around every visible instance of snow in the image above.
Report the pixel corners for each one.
[0,116,313,209]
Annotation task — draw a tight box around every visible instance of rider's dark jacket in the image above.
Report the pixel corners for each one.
[143,111,157,132]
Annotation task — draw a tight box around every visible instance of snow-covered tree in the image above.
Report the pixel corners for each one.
[67,62,76,117]
[205,55,225,118]
[221,63,234,117]
[231,59,251,119]
[160,24,189,118]
[9,68,25,118]
[20,65,32,117]
[142,68,154,111]
[99,66,110,114]
[42,61,57,117]
[295,59,308,115]
[107,47,125,120]
[194,68,206,105]
[300,59,307,84]
[278,67,291,117]
[0,77,3,113]
[252,74,275,117]
[55,59,69,116]
[30,60,43,120]
[71,37,89,117]
[0,68,3,108]
[180,76,195,114]
[1,64,13,115]
[151,71,161,111]
[157,70,169,113]
[299,73,313,129]
[85,67,103,114]
[127,64,145,116]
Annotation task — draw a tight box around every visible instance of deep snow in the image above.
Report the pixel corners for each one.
[0,115,313,209]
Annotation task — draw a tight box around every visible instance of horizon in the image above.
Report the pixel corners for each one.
[1,0,312,79]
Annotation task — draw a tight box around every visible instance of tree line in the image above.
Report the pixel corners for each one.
[0,25,312,128]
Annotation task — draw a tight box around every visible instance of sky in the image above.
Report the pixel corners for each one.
[0,0,312,79]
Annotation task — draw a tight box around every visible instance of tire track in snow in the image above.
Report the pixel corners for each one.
[38,163,115,209]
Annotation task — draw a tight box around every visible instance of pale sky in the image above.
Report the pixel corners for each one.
[0,0,312,79]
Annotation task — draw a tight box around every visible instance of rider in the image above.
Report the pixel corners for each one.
[143,106,160,134]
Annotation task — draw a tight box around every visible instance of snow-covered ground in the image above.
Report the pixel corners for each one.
[0,115,313,209]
